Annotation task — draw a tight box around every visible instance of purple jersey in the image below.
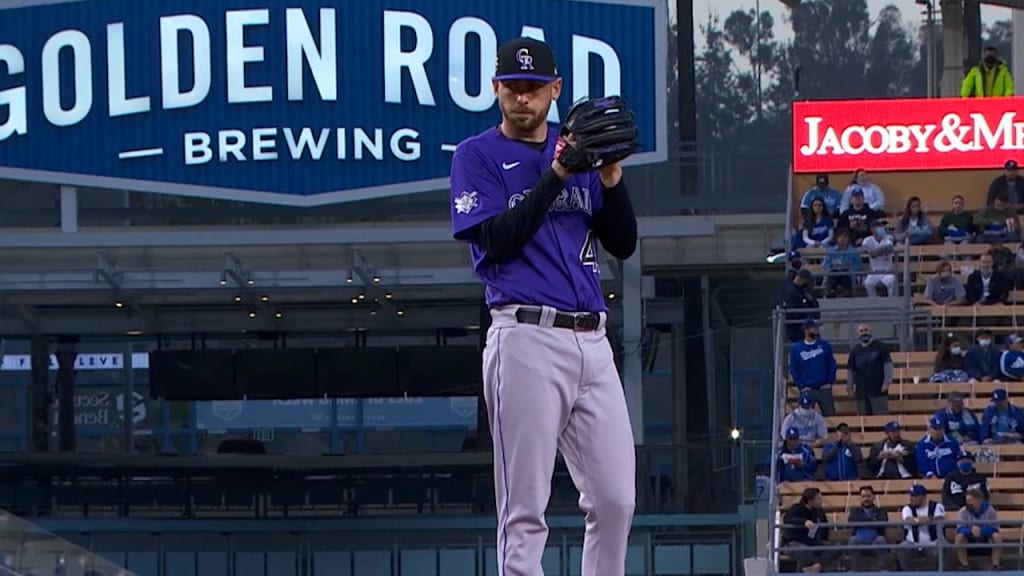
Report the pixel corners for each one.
[450,126,606,312]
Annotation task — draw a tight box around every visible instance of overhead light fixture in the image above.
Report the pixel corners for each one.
[248,310,257,318]
[384,291,393,300]
[607,292,617,300]
[260,294,269,303]
[358,292,366,300]
[219,272,227,286]
[124,330,144,336]
[113,300,124,308]
[233,295,243,303]
[372,272,381,283]
[274,310,283,319]
[345,270,353,283]
[396,308,405,317]
[370,308,377,316]
[246,272,254,285]
[350,297,359,304]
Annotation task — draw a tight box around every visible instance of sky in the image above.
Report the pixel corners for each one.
[690,0,1013,48]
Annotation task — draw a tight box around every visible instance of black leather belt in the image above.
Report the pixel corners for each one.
[514,307,601,332]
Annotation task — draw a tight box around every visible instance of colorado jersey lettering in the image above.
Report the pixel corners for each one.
[449,126,605,311]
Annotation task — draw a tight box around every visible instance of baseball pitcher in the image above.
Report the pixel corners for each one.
[449,37,640,576]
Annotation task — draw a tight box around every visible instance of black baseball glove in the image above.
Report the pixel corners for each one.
[556,96,638,174]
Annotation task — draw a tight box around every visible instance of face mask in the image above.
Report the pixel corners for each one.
[874,227,886,237]
[984,55,997,66]
[979,339,991,347]
[950,346,962,356]
[797,408,811,416]
[958,462,973,473]
[859,334,872,343]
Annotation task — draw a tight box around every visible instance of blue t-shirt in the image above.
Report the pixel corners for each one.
[449,126,606,312]
[805,217,834,242]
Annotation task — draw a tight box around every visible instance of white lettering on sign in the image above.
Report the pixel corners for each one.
[800,112,1024,157]
[0,6,626,159]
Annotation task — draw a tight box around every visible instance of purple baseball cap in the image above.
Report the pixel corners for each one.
[493,37,559,83]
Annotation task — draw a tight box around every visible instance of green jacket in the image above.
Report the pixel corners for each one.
[960,60,1014,98]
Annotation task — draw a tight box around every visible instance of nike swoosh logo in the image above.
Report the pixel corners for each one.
[502,162,520,170]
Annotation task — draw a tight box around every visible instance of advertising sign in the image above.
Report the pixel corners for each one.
[792,97,1024,173]
[0,0,666,206]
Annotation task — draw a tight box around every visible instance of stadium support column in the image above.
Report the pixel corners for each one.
[29,337,50,452]
[1015,9,1024,95]
[55,336,78,452]
[622,252,645,445]
[939,0,967,97]
[677,0,698,197]
[59,186,78,233]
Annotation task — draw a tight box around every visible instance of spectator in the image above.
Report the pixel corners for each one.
[801,197,834,248]
[943,451,989,510]
[979,388,1024,445]
[779,393,828,447]
[988,240,1015,273]
[840,169,885,213]
[998,333,1024,382]
[933,391,980,444]
[822,422,862,481]
[965,254,1011,306]
[923,261,966,307]
[986,159,1023,208]
[960,46,1014,98]
[777,427,817,482]
[916,416,960,479]
[800,173,842,219]
[965,329,1002,382]
[939,195,975,245]
[894,484,945,571]
[897,196,933,245]
[868,421,916,479]
[787,319,837,415]
[954,488,1003,570]
[860,223,897,297]
[847,485,890,572]
[780,269,820,343]
[931,333,968,383]
[837,188,877,246]
[781,487,837,573]
[975,193,1019,243]
[822,230,862,298]
[847,323,892,415]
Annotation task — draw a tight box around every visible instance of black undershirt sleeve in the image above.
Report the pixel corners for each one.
[468,168,566,264]
[592,179,638,260]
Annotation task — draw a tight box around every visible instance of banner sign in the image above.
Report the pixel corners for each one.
[792,97,1024,173]
[0,0,666,206]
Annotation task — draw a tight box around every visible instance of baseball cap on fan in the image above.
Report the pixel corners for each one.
[493,37,559,83]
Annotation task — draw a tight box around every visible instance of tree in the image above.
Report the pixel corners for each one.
[982,19,1013,70]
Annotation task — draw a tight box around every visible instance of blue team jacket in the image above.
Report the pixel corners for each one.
[933,407,980,441]
[777,444,817,482]
[979,403,1024,443]
[916,433,960,478]
[822,441,859,480]
[1000,350,1024,380]
[788,340,837,390]
[965,347,1002,380]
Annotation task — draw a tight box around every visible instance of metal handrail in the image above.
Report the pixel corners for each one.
[766,308,785,563]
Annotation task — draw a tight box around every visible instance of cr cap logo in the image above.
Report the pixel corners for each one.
[516,48,534,70]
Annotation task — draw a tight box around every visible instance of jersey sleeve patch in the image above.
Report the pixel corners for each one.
[450,142,506,241]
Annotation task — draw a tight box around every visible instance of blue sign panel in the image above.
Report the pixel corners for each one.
[0,0,666,206]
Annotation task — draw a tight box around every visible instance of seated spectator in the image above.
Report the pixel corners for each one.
[780,393,828,447]
[916,416,960,479]
[861,223,897,297]
[988,240,1014,273]
[1012,242,1024,289]
[986,159,1022,207]
[847,324,892,415]
[954,488,1003,570]
[965,329,1002,382]
[821,230,862,298]
[894,484,945,571]
[781,487,837,573]
[966,253,1010,305]
[979,388,1024,445]
[943,451,989,510]
[787,319,837,415]
[896,196,933,245]
[847,485,890,572]
[840,168,885,213]
[781,269,820,343]
[777,427,817,481]
[923,260,966,307]
[931,335,969,383]
[939,195,975,245]
[975,193,1019,243]
[822,422,862,481]
[868,421,916,479]
[800,197,834,249]
[837,188,877,246]
[800,173,842,219]
[934,391,980,444]
[998,333,1024,382]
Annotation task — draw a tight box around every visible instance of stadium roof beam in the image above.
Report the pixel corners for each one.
[222,254,253,288]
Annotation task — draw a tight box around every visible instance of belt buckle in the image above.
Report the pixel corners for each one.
[573,313,598,332]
